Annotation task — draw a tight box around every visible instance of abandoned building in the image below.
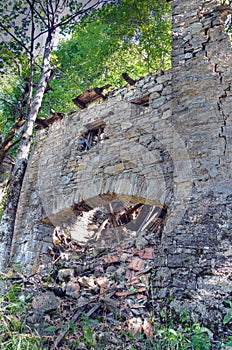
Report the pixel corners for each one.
[3,0,232,331]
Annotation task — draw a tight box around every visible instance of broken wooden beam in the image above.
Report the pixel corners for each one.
[35,109,65,130]
[122,73,136,86]
[72,84,112,109]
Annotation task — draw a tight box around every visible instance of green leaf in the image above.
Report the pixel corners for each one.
[223,312,232,324]
[44,325,56,332]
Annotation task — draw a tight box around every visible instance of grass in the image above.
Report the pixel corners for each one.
[0,278,231,349]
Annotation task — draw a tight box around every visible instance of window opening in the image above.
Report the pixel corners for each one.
[77,126,106,151]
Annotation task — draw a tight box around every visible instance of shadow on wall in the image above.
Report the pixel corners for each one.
[43,195,167,249]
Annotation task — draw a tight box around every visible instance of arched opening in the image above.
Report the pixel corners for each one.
[44,197,167,249]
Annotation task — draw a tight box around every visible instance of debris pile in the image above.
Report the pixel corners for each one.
[1,227,162,349]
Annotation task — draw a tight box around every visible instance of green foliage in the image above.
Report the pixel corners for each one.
[0,285,231,350]
[222,300,232,348]
[148,309,211,350]
[79,313,96,347]
[0,185,8,220]
[0,0,98,162]
[223,300,232,324]
[0,71,22,131]
[223,300,232,350]
[0,283,45,350]
[50,0,172,112]
[0,0,172,150]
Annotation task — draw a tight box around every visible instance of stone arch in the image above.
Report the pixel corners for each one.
[11,83,193,270]
[43,191,167,248]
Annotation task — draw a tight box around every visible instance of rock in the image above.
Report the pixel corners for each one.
[32,291,59,314]
[58,268,74,282]
[115,266,126,279]
[65,281,80,299]
[135,237,148,250]
[106,265,117,274]
[120,253,131,262]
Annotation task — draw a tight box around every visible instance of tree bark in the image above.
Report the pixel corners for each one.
[0,119,25,165]
[0,30,56,272]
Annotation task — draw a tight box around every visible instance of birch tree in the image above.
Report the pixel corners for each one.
[0,0,113,271]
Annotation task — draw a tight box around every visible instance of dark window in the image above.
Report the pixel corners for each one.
[77,126,106,151]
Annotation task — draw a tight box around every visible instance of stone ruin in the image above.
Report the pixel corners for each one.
[5,0,232,332]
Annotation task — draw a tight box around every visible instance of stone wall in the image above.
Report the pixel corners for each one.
[165,0,232,330]
[9,0,232,331]
[11,69,179,265]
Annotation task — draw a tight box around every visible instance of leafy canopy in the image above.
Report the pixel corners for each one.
[0,0,108,150]
[48,0,172,112]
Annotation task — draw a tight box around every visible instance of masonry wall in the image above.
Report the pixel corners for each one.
[11,69,175,267]
[168,0,232,327]
[10,0,232,330]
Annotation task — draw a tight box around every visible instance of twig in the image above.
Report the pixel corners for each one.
[54,302,101,347]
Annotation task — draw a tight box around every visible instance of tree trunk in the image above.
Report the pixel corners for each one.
[0,119,25,165]
[0,31,56,272]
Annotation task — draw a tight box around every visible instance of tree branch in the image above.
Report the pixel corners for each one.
[0,23,30,55]
[24,0,48,28]
[34,0,113,41]
[0,119,25,165]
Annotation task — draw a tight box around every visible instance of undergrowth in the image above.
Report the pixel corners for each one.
[0,278,231,349]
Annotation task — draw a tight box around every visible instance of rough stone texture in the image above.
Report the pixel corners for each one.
[32,291,59,314]
[11,70,176,265]
[9,0,232,332]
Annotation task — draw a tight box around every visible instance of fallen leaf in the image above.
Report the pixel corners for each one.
[137,247,154,259]
[127,258,146,271]
[127,317,143,336]
[126,269,132,280]
[129,276,140,284]
[115,287,146,297]
[102,254,119,264]
[143,318,154,338]
[135,287,147,293]
[136,294,147,301]
[77,277,96,289]
[139,274,149,287]
[115,291,132,297]
[96,276,110,294]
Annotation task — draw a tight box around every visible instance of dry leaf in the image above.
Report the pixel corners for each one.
[135,287,146,293]
[77,276,96,289]
[129,276,140,284]
[127,317,143,336]
[115,291,132,297]
[116,287,146,297]
[96,276,109,294]
[102,254,119,264]
[139,274,149,287]
[143,318,154,338]
[136,294,147,301]
[137,247,154,259]
[127,258,146,271]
